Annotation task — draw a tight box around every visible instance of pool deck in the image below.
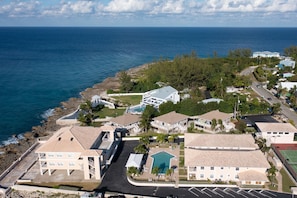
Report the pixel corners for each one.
[135,146,180,182]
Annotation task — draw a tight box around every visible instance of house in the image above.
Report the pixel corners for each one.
[184,133,270,186]
[255,122,297,145]
[283,72,295,78]
[141,86,180,108]
[35,125,119,180]
[201,98,223,104]
[91,95,115,109]
[107,113,141,135]
[280,82,297,91]
[150,111,188,133]
[252,51,280,58]
[191,110,234,132]
[279,58,296,69]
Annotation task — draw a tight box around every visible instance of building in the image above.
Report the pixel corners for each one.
[141,86,180,108]
[107,113,141,135]
[125,153,144,170]
[191,110,234,132]
[280,82,297,91]
[283,73,295,78]
[280,58,296,69]
[35,125,119,180]
[151,111,188,133]
[184,133,270,186]
[201,98,223,104]
[252,51,280,58]
[255,122,297,145]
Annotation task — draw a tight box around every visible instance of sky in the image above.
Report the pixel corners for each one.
[0,0,296,27]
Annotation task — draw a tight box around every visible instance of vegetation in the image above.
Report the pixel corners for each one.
[280,168,296,193]
[111,95,142,106]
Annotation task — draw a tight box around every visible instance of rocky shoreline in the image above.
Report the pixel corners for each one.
[0,63,149,175]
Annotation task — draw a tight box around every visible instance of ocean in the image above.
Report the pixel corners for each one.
[0,27,296,144]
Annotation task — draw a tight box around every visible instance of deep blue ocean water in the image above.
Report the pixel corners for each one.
[0,27,296,144]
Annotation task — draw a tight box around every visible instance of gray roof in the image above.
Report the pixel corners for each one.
[148,86,177,100]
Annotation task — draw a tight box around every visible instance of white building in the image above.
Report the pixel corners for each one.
[191,110,234,132]
[255,122,297,145]
[36,125,118,180]
[151,111,188,133]
[184,133,270,186]
[252,51,280,58]
[142,86,180,108]
[280,82,297,91]
[280,58,296,68]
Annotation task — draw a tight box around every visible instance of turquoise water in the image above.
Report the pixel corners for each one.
[151,151,174,174]
[127,104,146,114]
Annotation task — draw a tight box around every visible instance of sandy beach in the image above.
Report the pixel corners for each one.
[0,63,149,175]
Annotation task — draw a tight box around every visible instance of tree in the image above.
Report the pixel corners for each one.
[77,112,93,126]
[211,119,217,130]
[140,105,158,132]
[235,120,246,133]
[165,168,173,180]
[156,134,167,144]
[152,166,160,177]
[119,71,134,92]
[80,100,92,113]
[134,144,147,154]
[267,164,278,186]
[159,101,176,115]
[218,119,224,131]
[271,103,281,115]
[127,166,139,177]
[139,136,150,146]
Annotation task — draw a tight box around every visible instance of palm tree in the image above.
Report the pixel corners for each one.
[152,166,160,178]
[134,144,147,154]
[139,136,150,146]
[156,134,167,144]
[211,119,217,130]
[127,166,138,177]
[165,168,173,180]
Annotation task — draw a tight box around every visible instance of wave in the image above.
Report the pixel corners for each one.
[0,134,24,147]
[41,108,55,119]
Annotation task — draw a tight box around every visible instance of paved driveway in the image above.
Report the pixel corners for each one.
[97,140,196,198]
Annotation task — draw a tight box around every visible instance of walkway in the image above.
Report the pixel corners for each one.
[0,143,39,188]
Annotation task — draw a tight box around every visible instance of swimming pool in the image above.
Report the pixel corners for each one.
[151,151,174,174]
[127,104,146,114]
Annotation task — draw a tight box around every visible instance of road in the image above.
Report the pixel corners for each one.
[241,66,297,126]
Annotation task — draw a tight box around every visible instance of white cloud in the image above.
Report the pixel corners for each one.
[104,0,149,13]
[0,0,40,17]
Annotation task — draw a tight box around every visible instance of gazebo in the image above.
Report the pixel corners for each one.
[125,153,144,170]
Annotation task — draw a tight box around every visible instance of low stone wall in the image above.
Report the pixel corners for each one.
[108,93,144,97]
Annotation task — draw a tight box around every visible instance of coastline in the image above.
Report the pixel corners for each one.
[0,63,149,175]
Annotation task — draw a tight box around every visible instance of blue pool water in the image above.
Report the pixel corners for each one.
[127,104,146,114]
[151,151,174,174]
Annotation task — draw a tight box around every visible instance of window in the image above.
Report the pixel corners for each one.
[57,153,63,158]
[273,132,277,134]
[279,132,283,135]
[256,181,262,184]
[267,132,271,134]
[210,174,214,178]
[48,154,54,158]
[221,167,224,170]
[200,174,204,178]
[201,166,204,170]
[68,153,74,158]
[69,162,75,166]
[57,162,64,166]
[285,132,289,134]
[235,175,239,179]
[236,167,239,171]
[220,175,223,178]
[245,181,251,185]
[49,162,55,166]
[210,167,214,170]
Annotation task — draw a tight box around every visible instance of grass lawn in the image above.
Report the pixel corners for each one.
[280,168,296,193]
[112,95,142,106]
[94,108,125,118]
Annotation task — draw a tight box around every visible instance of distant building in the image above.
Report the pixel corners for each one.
[201,98,223,104]
[36,125,119,180]
[151,111,188,133]
[191,110,234,132]
[184,133,270,186]
[142,86,180,108]
[107,113,141,135]
[252,51,280,58]
[283,73,295,78]
[255,122,297,145]
[279,58,296,69]
[280,82,297,91]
